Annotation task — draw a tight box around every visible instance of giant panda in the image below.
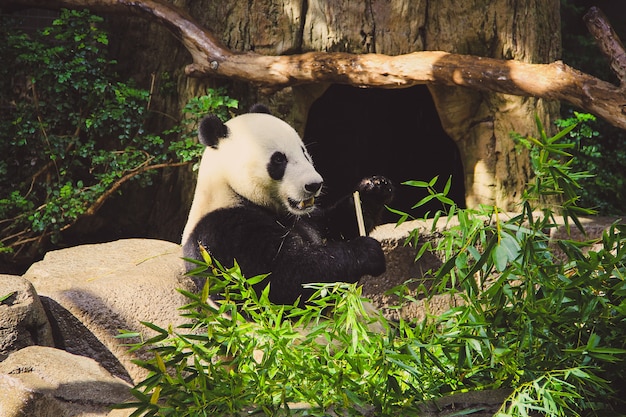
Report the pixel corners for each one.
[182,104,393,305]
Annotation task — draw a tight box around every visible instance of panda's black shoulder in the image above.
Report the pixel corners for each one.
[189,203,280,243]
[183,203,288,269]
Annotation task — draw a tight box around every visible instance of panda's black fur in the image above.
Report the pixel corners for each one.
[182,105,393,305]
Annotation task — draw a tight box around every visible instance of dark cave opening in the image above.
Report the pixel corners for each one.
[303,84,466,224]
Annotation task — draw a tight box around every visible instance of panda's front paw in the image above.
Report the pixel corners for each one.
[352,236,386,277]
[357,176,394,206]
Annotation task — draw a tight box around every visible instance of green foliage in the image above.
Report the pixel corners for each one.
[119,117,626,416]
[0,10,237,260]
[165,87,238,167]
[395,116,626,415]
[555,111,626,215]
[123,250,524,416]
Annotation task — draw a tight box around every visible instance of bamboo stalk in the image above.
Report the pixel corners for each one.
[353,191,366,237]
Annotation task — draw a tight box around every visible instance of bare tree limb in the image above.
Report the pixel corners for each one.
[83,160,189,216]
[584,6,626,86]
[5,0,626,129]
[0,158,190,257]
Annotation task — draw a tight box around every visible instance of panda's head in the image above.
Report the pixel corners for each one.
[196,105,324,216]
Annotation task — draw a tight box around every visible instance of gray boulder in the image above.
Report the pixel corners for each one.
[23,238,196,383]
[0,275,54,361]
[0,346,131,417]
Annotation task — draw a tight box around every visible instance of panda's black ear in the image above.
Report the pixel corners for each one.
[198,115,228,148]
[249,103,271,114]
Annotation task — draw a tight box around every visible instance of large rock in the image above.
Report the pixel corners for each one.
[0,275,54,361]
[23,239,196,383]
[0,346,131,417]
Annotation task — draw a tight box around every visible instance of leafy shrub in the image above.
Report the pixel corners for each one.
[556,111,626,215]
[117,117,626,416]
[117,260,423,416]
[0,9,237,263]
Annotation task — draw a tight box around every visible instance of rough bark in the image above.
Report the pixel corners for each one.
[583,7,626,86]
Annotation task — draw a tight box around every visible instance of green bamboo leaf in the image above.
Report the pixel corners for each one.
[154,353,166,374]
[436,255,459,280]
[443,176,452,195]
[438,195,456,206]
[550,120,579,142]
[116,330,142,339]
[492,244,509,272]
[246,273,269,286]
[140,321,167,335]
[411,193,438,209]
[0,292,15,304]
[402,180,430,188]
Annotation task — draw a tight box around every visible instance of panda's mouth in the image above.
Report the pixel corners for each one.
[288,197,316,212]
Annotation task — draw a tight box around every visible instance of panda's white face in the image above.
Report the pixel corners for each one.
[219,113,323,215]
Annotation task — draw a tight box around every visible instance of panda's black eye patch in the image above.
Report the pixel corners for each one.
[268,151,287,180]
[271,152,287,165]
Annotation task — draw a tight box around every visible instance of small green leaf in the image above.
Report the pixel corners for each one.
[0,292,15,304]
[492,244,509,272]
[402,180,430,188]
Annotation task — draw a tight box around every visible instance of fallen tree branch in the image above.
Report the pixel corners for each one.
[5,0,626,129]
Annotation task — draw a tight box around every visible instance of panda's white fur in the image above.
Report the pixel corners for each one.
[182,112,323,245]
[182,106,393,305]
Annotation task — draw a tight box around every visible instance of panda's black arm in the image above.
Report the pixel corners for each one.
[313,176,394,241]
[312,195,363,240]
[184,205,385,306]
[267,234,385,305]
[183,206,279,275]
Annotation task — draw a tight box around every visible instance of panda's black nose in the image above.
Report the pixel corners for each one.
[305,182,323,194]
